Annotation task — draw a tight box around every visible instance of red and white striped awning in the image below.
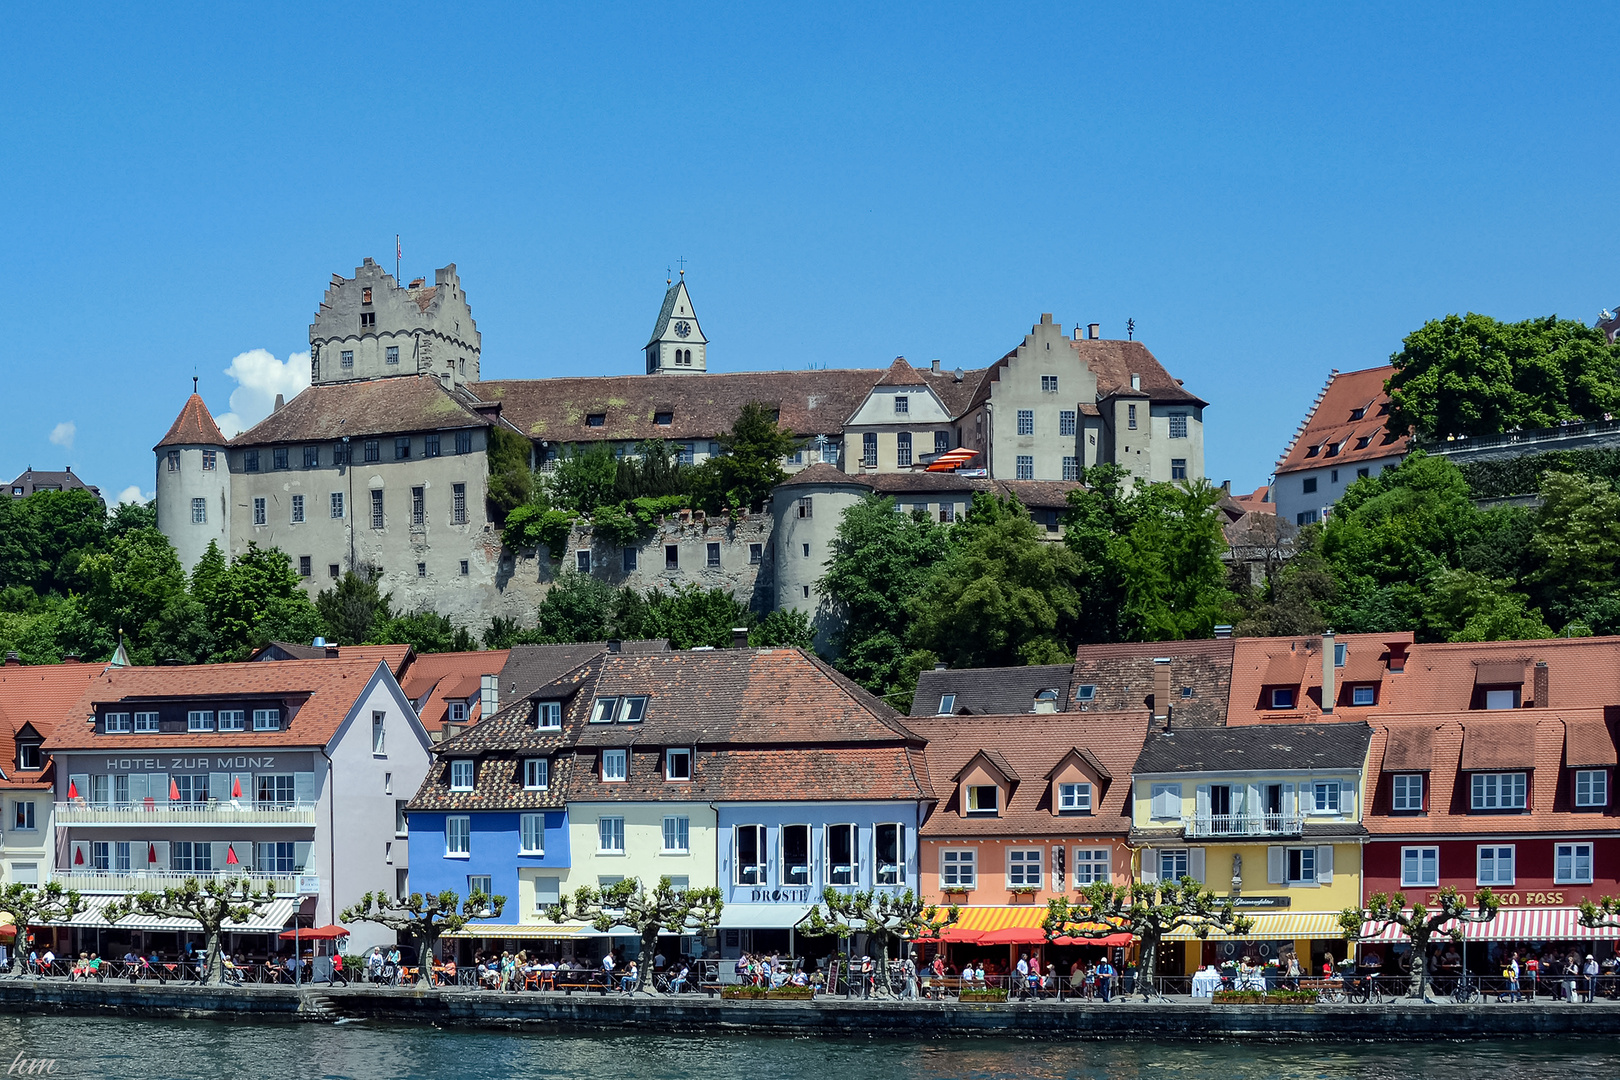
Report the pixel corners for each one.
[1359,908,1620,943]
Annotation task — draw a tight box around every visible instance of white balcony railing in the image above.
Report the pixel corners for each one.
[54,801,316,827]
[49,869,301,894]
[1182,813,1304,838]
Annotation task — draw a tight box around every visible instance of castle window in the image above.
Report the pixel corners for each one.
[244,450,259,473]
[452,483,467,524]
[273,448,289,470]
[1169,414,1189,439]
[749,543,762,564]
[1063,456,1079,481]
[1128,404,1137,429]
[1171,459,1187,480]
[166,451,180,472]
[329,564,340,579]
[862,433,877,469]
[360,312,376,329]
[1017,410,1034,436]
[341,350,354,368]
[1016,455,1034,480]
[291,494,305,523]
[395,438,410,460]
[455,431,472,455]
[304,446,319,468]
[191,498,207,524]
[897,432,912,468]
[706,542,720,568]
[665,545,679,570]
[299,556,311,578]
[1303,477,1317,494]
[386,346,399,365]
[202,450,216,471]
[332,443,346,465]
[1060,411,1076,437]
[623,548,637,572]
[411,487,425,526]
[253,498,266,527]
[894,395,909,414]
[331,492,344,519]
[424,434,440,458]
[371,490,384,529]
[417,562,426,578]
[935,431,949,455]
[576,550,591,573]
[460,560,469,576]
[1041,375,1059,393]
[362,287,372,304]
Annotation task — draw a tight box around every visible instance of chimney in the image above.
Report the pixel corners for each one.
[1088,323,1101,340]
[273,393,285,413]
[931,359,941,372]
[1073,324,1083,341]
[3,650,19,666]
[1534,661,1549,708]
[325,647,340,659]
[1385,640,1409,673]
[606,639,621,654]
[1221,480,1231,494]
[933,663,947,671]
[1213,625,1233,639]
[1321,631,1336,714]
[481,674,499,720]
[1040,313,1054,324]
[1152,658,1172,722]
[731,627,750,649]
[62,653,79,664]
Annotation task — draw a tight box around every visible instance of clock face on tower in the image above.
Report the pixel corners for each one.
[674,321,691,339]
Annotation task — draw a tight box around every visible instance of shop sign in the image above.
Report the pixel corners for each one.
[1430,891,1567,907]
[102,756,279,770]
[1230,896,1292,909]
[747,888,811,903]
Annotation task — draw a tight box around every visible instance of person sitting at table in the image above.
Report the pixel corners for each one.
[621,960,638,993]
[439,956,457,986]
[789,968,808,988]
[222,954,243,984]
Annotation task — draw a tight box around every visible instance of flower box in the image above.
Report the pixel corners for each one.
[959,988,1009,1002]
[720,986,770,1000]
[1211,990,1319,1005]
[766,988,815,1000]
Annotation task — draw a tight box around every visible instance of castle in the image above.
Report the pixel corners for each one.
[156,260,1207,635]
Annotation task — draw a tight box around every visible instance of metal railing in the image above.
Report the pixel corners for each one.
[55,801,316,826]
[1419,417,1620,456]
[1182,813,1304,838]
[50,869,299,893]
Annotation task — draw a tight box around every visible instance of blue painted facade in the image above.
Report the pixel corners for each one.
[406,810,570,901]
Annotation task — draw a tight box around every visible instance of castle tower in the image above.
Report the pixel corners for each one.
[154,390,230,572]
[309,258,480,389]
[645,275,708,374]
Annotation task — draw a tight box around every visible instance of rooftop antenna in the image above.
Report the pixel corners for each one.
[1127,318,1135,341]
[396,234,402,283]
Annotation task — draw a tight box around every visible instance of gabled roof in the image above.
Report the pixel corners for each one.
[910,664,1074,717]
[968,337,1204,412]
[398,650,510,732]
[155,393,227,449]
[6,468,102,500]
[229,376,491,446]
[908,713,1148,838]
[953,748,1020,785]
[0,661,104,789]
[876,357,927,386]
[1274,365,1409,476]
[498,642,668,703]
[48,658,398,750]
[1226,632,1412,723]
[249,642,413,675]
[1133,722,1373,775]
[1045,746,1112,781]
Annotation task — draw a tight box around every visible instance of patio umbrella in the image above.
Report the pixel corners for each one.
[978,926,1048,946]
[67,780,78,799]
[911,927,985,944]
[225,845,240,865]
[925,448,980,472]
[280,925,349,941]
[1052,932,1134,947]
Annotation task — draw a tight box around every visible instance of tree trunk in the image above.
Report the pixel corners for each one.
[874,932,893,998]
[1406,928,1429,999]
[636,925,659,993]
[203,926,224,985]
[1136,929,1160,1000]
[413,931,437,987]
[10,930,32,978]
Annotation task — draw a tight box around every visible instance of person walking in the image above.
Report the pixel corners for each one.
[1016,954,1031,1000]
[1502,952,1521,1003]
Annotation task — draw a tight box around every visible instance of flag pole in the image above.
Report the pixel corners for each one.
[396,235,401,283]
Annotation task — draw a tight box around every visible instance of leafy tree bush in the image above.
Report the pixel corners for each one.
[686,402,799,514]
[484,425,534,517]
[316,568,393,646]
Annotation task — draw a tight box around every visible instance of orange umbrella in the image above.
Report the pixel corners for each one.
[925,448,980,472]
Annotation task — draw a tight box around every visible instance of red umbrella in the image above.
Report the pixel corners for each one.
[978,926,1048,946]
[1053,932,1134,947]
[73,847,83,865]
[148,843,157,865]
[169,778,180,800]
[67,780,78,799]
[225,845,239,865]
[280,925,349,941]
[232,776,242,798]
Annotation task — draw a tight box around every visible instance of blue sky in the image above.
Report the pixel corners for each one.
[4,4,1616,503]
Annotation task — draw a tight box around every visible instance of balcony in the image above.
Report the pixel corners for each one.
[1182,813,1304,839]
[55,801,316,827]
[49,869,302,895]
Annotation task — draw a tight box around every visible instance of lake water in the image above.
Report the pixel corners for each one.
[2,1015,1618,1080]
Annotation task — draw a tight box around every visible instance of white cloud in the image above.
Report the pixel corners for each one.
[216,348,311,438]
[116,485,151,506]
[49,421,75,450]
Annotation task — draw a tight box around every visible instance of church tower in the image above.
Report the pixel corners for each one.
[645,275,708,374]
[154,388,231,572]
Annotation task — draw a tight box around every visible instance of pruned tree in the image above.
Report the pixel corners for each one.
[0,882,86,977]
[104,877,275,984]
[1339,886,1499,1000]
[341,888,505,987]
[546,876,722,993]
[800,889,959,995]
[1043,878,1252,1000]
[1577,896,1620,931]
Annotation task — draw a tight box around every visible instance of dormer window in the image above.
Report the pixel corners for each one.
[937,694,956,715]
[1270,688,1295,709]
[965,785,999,815]
[1304,446,1320,458]
[665,748,692,781]
[602,749,627,782]
[654,412,673,426]
[1349,407,1366,420]
[449,702,467,723]
[17,743,41,771]
[618,696,647,723]
[590,698,618,723]
[450,760,474,791]
[1352,685,1376,706]
[1484,689,1518,710]
[586,414,606,427]
[1075,685,1096,703]
[1032,689,1060,713]
[537,702,562,730]
[1058,782,1092,813]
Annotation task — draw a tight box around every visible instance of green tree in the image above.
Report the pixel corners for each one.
[909,494,1079,667]
[1528,470,1620,623]
[0,489,108,599]
[105,877,276,985]
[546,877,723,993]
[546,443,621,515]
[1043,878,1251,1001]
[316,568,394,646]
[1341,886,1499,1000]
[78,527,190,664]
[1234,544,1337,637]
[342,888,506,987]
[193,543,324,661]
[613,440,690,501]
[533,571,619,643]
[1424,569,1553,643]
[820,496,951,700]
[800,888,958,995]
[485,425,535,518]
[749,607,815,649]
[370,610,474,653]
[687,403,799,514]
[639,584,754,649]
[0,882,86,974]
[1386,313,1620,439]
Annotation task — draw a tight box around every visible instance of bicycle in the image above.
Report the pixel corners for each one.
[1452,975,1482,1003]
[1346,974,1389,1004]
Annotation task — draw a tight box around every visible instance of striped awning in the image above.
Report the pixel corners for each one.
[1166,912,1347,941]
[1358,908,1620,943]
[56,895,298,933]
[948,906,1051,934]
[441,923,588,940]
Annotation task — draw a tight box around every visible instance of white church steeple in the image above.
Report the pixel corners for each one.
[645,274,707,374]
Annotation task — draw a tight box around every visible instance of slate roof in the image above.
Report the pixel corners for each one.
[1274,365,1409,476]
[155,394,228,449]
[497,642,669,703]
[6,468,102,500]
[0,662,104,789]
[48,658,395,750]
[907,713,1149,838]
[910,664,1074,717]
[1133,722,1374,775]
[249,642,413,675]
[1070,640,1235,727]
[229,376,491,446]
[969,338,1205,412]
[1363,710,1620,836]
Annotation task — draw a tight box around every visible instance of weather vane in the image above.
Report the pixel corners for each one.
[1127,318,1135,341]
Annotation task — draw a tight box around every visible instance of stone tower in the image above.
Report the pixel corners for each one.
[645,276,707,374]
[309,259,480,390]
[154,391,230,572]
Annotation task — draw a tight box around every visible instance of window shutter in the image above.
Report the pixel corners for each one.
[1139,849,1158,884]
[1187,847,1205,884]
[1317,846,1334,884]
[127,773,149,803]
[68,773,90,803]
[149,773,170,803]
[1268,846,1285,885]
[151,841,170,871]
[1246,784,1262,823]
[294,772,316,805]
[70,840,92,868]
[1283,783,1297,818]
[1341,781,1356,816]
[1195,785,1211,822]
[232,841,253,871]
[208,773,231,803]
[293,841,314,873]
[211,842,230,874]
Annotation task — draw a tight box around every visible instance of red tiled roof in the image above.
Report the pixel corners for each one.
[399,650,509,732]
[1363,711,1620,836]
[564,745,933,803]
[1274,366,1409,476]
[969,338,1205,412]
[47,658,394,750]
[1227,633,1414,723]
[251,642,413,675]
[0,662,104,789]
[907,713,1149,838]
[1232,486,1274,514]
[155,394,227,449]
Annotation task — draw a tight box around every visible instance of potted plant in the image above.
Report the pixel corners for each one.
[1008,886,1039,903]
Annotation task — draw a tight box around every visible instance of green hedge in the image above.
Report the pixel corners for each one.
[959,988,1009,1002]
[720,986,769,1000]
[1458,447,1620,499]
[1211,989,1319,1005]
